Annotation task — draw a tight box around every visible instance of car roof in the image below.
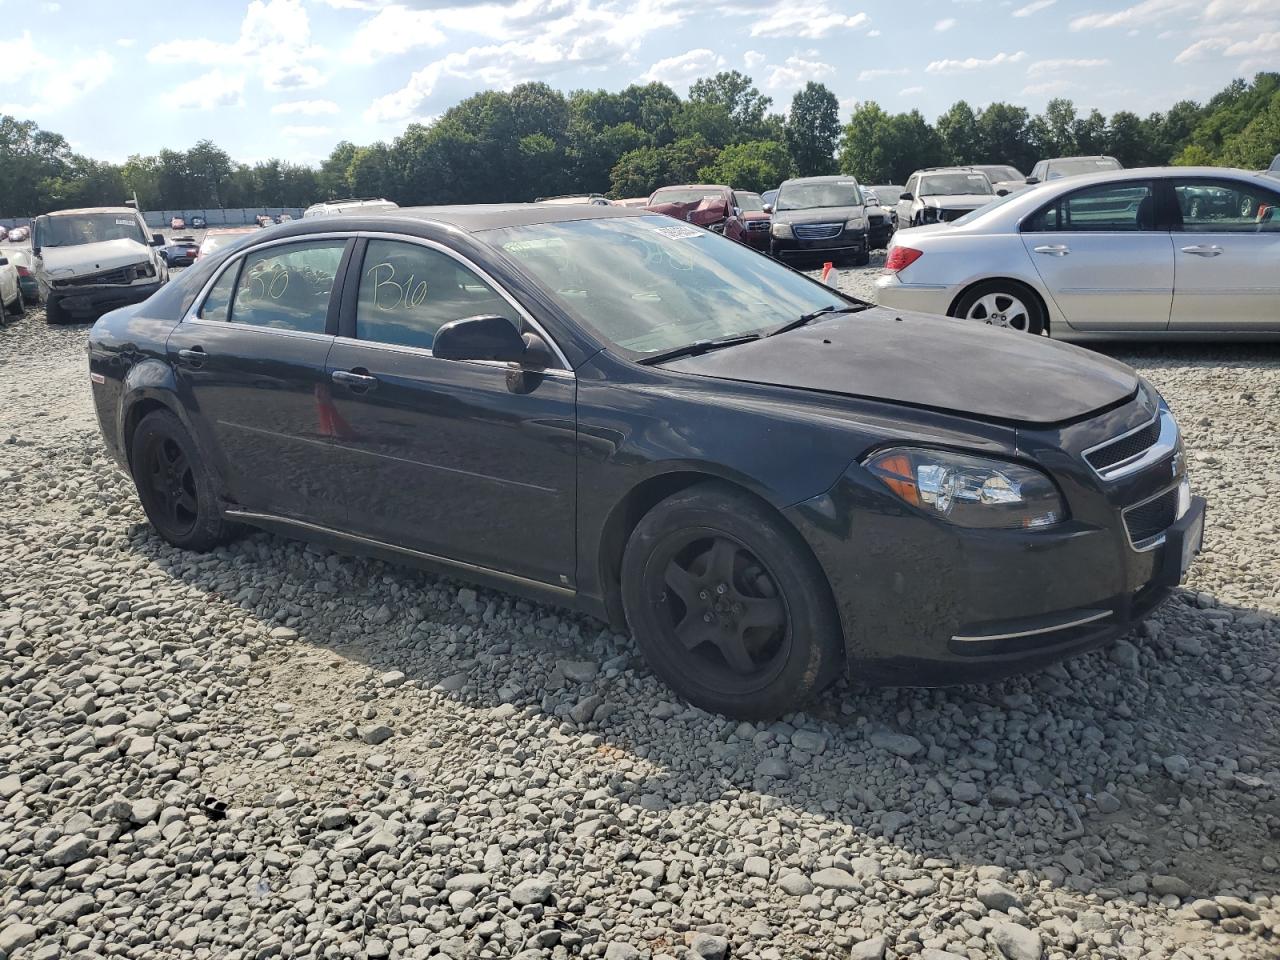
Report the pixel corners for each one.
[1035,165,1264,186]
[779,175,860,185]
[46,206,140,217]
[651,184,727,192]
[269,203,651,235]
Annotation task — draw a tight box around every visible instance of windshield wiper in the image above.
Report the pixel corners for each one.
[636,333,761,365]
[767,303,868,338]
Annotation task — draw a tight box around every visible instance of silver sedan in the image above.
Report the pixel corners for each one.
[875,167,1280,339]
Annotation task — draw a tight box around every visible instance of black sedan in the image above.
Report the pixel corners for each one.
[87,205,1206,719]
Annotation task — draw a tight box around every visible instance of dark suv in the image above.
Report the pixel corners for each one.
[767,176,875,265]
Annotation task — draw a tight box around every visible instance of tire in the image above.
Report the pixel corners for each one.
[129,409,235,552]
[45,297,66,324]
[620,482,844,719]
[0,295,7,327]
[851,248,871,267]
[8,290,23,318]
[953,280,1046,335]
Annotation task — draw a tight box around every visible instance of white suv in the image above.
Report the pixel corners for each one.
[32,207,169,323]
[303,197,400,218]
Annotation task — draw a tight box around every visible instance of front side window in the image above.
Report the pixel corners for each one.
[229,240,346,333]
[199,262,240,322]
[1025,181,1155,232]
[1173,179,1280,233]
[355,240,509,350]
[487,215,852,357]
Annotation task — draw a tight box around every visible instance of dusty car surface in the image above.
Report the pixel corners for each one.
[646,185,747,241]
[1027,155,1123,185]
[897,168,999,227]
[877,167,1280,339]
[88,204,1205,718]
[32,206,169,323]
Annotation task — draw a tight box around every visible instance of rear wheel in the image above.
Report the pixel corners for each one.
[953,280,1046,335]
[130,409,235,551]
[621,482,844,719]
[8,289,24,318]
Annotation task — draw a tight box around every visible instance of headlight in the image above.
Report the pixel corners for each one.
[844,217,865,230]
[865,447,1066,529]
[771,222,793,239]
[922,206,940,222]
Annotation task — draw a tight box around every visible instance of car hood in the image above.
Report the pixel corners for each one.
[661,308,1138,426]
[37,238,151,278]
[772,205,864,224]
[922,194,994,209]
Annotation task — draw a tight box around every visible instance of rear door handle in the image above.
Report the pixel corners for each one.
[1180,244,1223,257]
[1033,244,1070,256]
[177,347,206,368]
[331,369,378,393]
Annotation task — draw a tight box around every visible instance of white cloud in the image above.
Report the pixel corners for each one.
[1223,31,1280,55]
[271,98,340,115]
[162,68,246,110]
[281,124,334,138]
[148,0,327,109]
[765,55,834,92]
[0,31,114,114]
[857,67,909,81]
[750,3,868,39]
[899,85,924,95]
[1026,57,1109,74]
[866,28,881,36]
[1070,0,1186,31]
[348,4,446,63]
[744,49,766,69]
[1012,0,1055,15]
[1023,79,1075,95]
[934,17,957,30]
[925,50,1026,72]
[116,37,136,47]
[639,48,724,86]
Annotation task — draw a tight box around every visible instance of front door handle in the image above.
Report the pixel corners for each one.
[331,369,378,393]
[1033,244,1070,256]
[177,347,206,368]
[1180,244,1223,257]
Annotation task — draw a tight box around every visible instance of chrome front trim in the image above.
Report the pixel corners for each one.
[1122,477,1186,552]
[953,609,1112,644]
[223,509,576,598]
[1082,407,1179,482]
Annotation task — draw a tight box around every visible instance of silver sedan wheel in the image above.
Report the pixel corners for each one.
[964,291,1032,331]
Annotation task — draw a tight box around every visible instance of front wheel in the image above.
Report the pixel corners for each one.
[953,281,1046,335]
[621,482,844,719]
[45,297,66,324]
[130,409,236,551]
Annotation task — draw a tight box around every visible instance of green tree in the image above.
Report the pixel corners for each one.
[689,71,772,138]
[1106,111,1146,167]
[973,103,1033,172]
[1073,108,1108,155]
[785,82,839,176]
[1219,90,1280,168]
[672,100,736,150]
[936,100,979,165]
[699,140,793,192]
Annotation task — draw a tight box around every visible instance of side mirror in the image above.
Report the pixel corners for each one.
[762,204,773,214]
[1025,177,1039,185]
[899,192,913,201]
[0,258,8,267]
[433,315,536,364]
[997,188,1010,197]
[151,233,165,246]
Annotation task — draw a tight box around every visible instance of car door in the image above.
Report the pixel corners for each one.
[323,236,577,589]
[1020,179,1174,331]
[896,176,918,227]
[1166,176,1280,331]
[166,236,353,526]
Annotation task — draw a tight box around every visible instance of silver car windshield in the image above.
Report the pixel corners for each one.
[40,214,148,247]
[920,173,994,197]
[486,215,848,356]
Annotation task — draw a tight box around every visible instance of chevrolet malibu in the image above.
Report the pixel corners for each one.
[88,205,1206,718]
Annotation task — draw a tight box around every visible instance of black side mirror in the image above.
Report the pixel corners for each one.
[151,233,165,246]
[434,315,537,364]
[899,192,913,201]
[997,188,1010,197]
[0,258,8,267]
[1025,177,1039,185]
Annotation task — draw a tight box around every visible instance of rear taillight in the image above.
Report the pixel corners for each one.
[884,246,923,273]
[16,266,30,277]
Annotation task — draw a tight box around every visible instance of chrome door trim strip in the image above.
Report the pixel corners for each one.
[327,333,575,381]
[223,509,576,598]
[953,609,1111,643]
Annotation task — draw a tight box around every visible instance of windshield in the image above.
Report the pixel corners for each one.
[973,165,1022,183]
[776,180,863,210]
[737,193,765,212]
[650,188,721,206]
[1048,158,1121,178]
[867,186,902,204]
[40,213,147,247]
[920,173,994,197]
[485,216,852,357]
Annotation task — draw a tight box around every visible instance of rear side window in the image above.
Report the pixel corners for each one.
[1025,182,1155,232]
[229,240,346,333]
[199,263,239,322]
[1172,179,1280,233]
[355,239,509,350]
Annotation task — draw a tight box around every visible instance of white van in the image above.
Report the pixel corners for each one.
[32,207,169,323]
[303,197,400,218]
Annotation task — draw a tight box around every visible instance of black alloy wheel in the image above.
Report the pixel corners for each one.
[129,409,235,551]
[621,482,844,718]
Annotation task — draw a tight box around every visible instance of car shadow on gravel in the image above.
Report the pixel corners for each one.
[135,522,1280,912]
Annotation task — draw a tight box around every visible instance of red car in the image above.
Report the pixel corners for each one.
[646,184,769,249]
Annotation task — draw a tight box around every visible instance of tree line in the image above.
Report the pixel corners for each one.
[1,71,1276,218]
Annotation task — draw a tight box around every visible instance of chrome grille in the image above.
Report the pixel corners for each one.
[53,262,147,287]
[793,223,843,241]
[1085,419,1161,472]
[1124,487,1178,546]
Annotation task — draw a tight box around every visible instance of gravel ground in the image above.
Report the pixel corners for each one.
[1,267,1279,960]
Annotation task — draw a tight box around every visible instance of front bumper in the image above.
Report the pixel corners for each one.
[48,280,163,320]
[785,399,1205,685]
[771,228,866,259]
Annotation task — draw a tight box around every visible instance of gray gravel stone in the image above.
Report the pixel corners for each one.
[990,922,1043,960]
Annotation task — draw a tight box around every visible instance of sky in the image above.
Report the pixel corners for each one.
[0,0,1275,165]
